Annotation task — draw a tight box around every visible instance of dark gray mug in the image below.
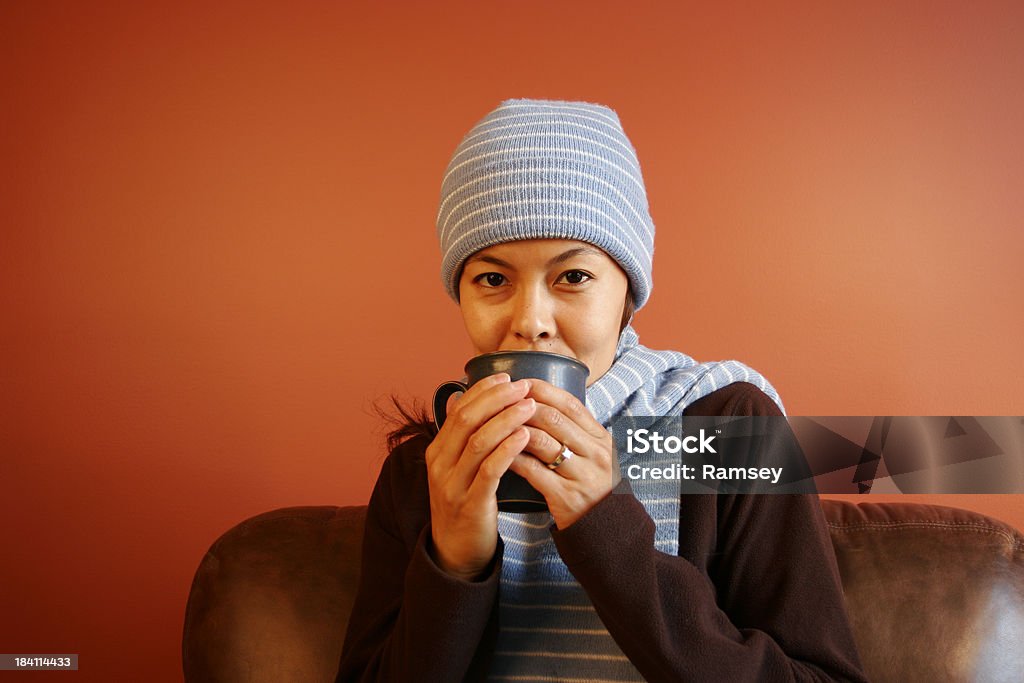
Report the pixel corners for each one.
[433,350,590,513]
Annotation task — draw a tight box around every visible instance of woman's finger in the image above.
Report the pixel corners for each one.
[523,401,592,463]
[522,425,577,471]
[526,379,606,438]
[465,426,531,504]
[448,396,536,491]
[508,452,563,502]
[427,374,521,471]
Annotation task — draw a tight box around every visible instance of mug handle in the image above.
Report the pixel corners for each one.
[433,380,469,429]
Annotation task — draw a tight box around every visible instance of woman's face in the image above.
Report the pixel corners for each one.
[458,239,630,385]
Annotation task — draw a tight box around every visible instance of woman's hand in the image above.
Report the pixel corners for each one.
[424,373,537,581]
[510,379,619,529]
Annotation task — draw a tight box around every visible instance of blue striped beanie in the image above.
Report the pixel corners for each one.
[436,99,656,309]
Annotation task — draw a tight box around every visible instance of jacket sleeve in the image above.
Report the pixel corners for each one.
[336,437,501,683]
[549,384,868,683]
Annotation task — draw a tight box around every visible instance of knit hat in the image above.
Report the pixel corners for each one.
[436,98,656,309]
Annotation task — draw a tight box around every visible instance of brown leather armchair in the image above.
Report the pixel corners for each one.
[183,501,1024,682]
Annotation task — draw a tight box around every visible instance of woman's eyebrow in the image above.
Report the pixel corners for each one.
[547,246,603,266]
[465,254,514,268]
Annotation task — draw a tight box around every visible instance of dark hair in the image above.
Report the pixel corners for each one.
[376,396,437,453]
[620,287,635,332]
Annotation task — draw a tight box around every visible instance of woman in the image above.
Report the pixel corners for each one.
[337,99,866,682]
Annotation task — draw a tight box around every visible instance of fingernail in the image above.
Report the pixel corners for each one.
[494,372,511,383]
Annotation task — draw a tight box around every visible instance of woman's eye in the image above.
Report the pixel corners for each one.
[559,270,592,285]
[475,272,507,287]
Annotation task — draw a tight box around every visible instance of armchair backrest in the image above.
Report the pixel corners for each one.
[183,501,1024,682]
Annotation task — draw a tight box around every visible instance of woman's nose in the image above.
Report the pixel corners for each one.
[510,286,554,342]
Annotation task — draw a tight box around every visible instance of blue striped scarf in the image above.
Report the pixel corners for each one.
[489,326,782,682]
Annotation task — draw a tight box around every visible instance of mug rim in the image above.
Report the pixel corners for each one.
[464,349,590,377]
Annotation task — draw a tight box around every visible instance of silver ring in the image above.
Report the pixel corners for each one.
[547,443,575,470]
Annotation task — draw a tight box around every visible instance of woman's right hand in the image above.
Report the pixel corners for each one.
[425,373,536,581]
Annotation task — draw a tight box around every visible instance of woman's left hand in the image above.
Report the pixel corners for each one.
[509,379,619,529]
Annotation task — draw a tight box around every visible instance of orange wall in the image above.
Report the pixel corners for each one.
[2,1,1022,680]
